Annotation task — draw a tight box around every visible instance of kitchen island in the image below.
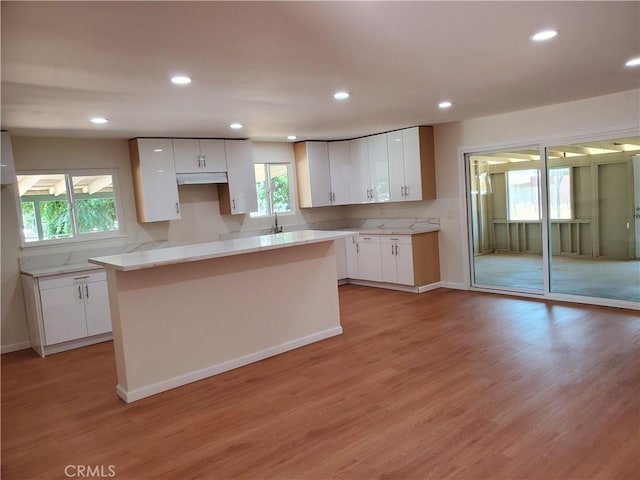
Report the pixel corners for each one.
[90,230,355,403]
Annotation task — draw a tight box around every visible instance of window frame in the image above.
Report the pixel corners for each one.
[251,162,295,218]
[15,168,125,247]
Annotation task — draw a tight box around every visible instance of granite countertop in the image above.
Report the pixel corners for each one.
[339,225,440,235]
[20,263,105,278]
[337,218,440,235]
[90,230,356,272]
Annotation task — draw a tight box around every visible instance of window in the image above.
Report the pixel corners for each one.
[506,167,572,221]
[17,170,123,244]
[251,163,293,217]
[507,169,540,221]
[548,167,572,219]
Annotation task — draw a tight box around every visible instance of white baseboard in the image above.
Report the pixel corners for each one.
[43,333,113,356]
[417,282,443,293]
[117,326,344,403]
[1,341,32,354]
[439,282,468,290]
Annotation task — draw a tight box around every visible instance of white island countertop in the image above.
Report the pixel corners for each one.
[89,230,356,272]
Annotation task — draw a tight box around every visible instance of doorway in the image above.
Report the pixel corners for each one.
[466,136,640,304]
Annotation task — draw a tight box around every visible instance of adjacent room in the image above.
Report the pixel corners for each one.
[1,2,639,479]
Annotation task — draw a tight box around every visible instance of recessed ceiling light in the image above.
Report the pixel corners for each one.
[438,101,453,109]
[230,123,243,130]
[90,117,108,124]
[287,135,297,140]
[531,30,558,42]
[171,75,192,85]
[333,91,350,100]
[625,57,640,67]
[153,149,163,152]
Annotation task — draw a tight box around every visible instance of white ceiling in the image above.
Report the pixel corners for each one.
[2,1,639,141]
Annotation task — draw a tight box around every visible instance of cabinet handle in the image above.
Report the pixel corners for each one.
[85,284,89,299]
[391,244,394,255]
[401,186,405,197]
[73,275,90,281]
[175,202,180,214]
[198,155,204,168]
[232,198,236,211]
[405,185,409,197]
[395,244,399,255]
[329,192,333,202]
[203,157,206,168]
[78,285,82,300]
[356,243,360,253]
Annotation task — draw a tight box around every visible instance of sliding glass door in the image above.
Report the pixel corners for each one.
[466,135,640,304]
[546,137,640,302]
[467,148,544,292]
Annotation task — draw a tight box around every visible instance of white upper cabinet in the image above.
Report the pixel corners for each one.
[173,138,227,173]
[129,138,181,222]
[220,139,258,215]
[368,133,390,203]
[328,140,352,205]
[1,131,16,186]
[295,141,332,207]
[350,138,370,203]
[388,126,436,202]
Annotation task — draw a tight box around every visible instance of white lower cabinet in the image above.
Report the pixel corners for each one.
[355,235,382,281]
[380,235,414,285]
[338,232,440,290]
[335,238,347,280]
[345,235,359,279]
[22,270,112,357]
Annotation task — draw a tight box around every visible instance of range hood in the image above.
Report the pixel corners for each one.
[176,172,228,185]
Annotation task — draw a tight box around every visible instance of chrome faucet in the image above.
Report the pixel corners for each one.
[273,212,283,234]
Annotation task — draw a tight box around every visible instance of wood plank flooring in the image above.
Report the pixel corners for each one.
[2,286,639,479]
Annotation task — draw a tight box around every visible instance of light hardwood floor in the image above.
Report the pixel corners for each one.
[2,286,639,479]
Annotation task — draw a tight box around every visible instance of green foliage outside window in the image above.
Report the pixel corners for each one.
[76,197,117,233]
[271,174,291,213]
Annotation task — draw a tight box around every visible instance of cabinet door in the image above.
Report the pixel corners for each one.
[307,142,332,207]
[199,139,227,172]
[328,141,352,205]
[172,139,202,173]
[40,285,88,344]
[224,140,258,214]
[335,238,347,280]
[368,133,390,203]
[402,127,423,201]
[394,237,415,285]
[349,138,370,203]
[84,281,112,336]
[380,236,398,283]
[356,236,382,281]
[387,130,405,202]
[345,235,359,278]
[132,139,181,222]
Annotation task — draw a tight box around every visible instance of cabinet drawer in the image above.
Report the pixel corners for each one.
[379,235,412,245]
[357,235,380,244]
[38,270,106,290]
